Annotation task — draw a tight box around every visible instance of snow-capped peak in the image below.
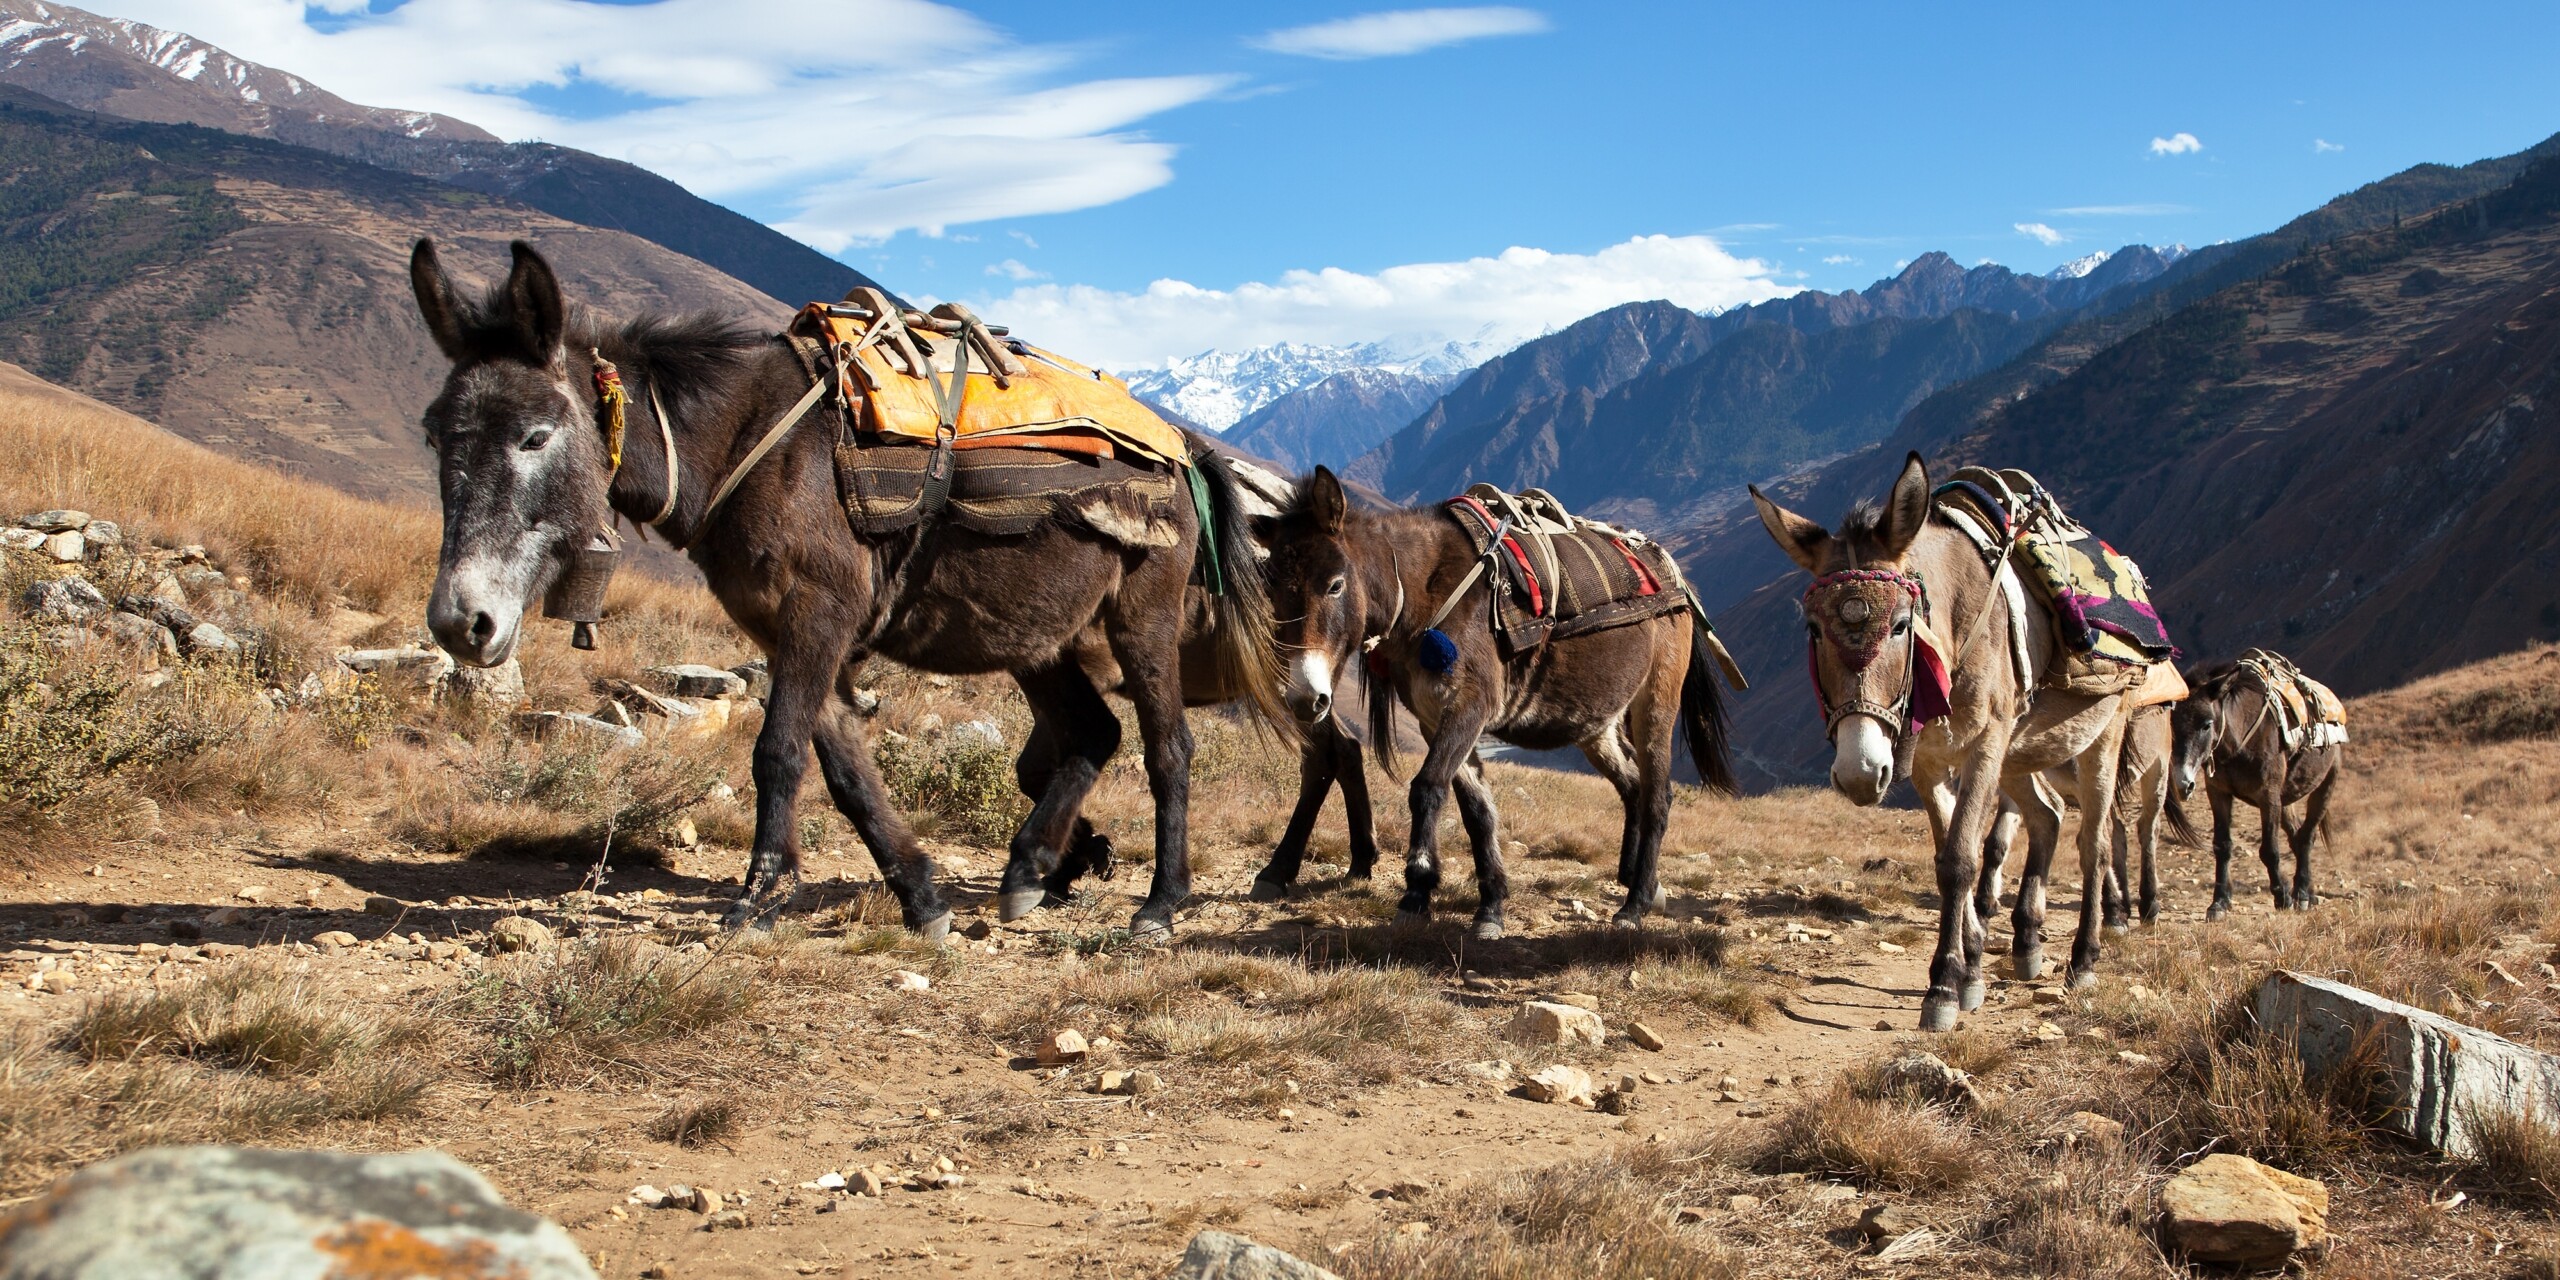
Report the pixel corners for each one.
[1121,337,1494,432]
[2047,249,2114,280]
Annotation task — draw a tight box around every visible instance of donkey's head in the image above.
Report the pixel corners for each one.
[1752,452,1935,806]
[409,240,613,667]
[1255,466,1372,724]
[2168,663,2238,799]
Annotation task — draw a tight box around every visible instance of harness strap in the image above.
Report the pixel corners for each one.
[647,385,680,528]
[702,373,829,525]
[917,322,970,520]
[1421,510,1512,634]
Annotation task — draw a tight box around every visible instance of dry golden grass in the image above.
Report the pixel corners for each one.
[433,936,760,1088]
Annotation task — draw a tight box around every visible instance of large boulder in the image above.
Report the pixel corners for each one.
[642,663,747,700]
[22,576,109,622]
[1163,1229,1343,1280]
[2159,1153,2328,1269]
[0,1145,596,1279]
[1505,1000,1606,1048]
[2255,969,2560,1157]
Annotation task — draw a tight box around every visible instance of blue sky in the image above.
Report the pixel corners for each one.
[107,2,2560,365]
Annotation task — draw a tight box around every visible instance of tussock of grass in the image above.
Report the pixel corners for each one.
[2466,1106,2560,1211]
[1978,1149,2161,1279]
[646,1095,743,1148]
[1333,1134,1746,1280]
[436,937,756,1087]
[1757,1080,1984,1194]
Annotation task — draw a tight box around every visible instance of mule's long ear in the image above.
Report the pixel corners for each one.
[1308,466,1347,534]
[1749,483,1829,573]
[504,240,567,364]
[410,239,467,361]
[1880,451,1930,558]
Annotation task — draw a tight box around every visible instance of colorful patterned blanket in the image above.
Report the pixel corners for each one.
[1935,469,2177,672]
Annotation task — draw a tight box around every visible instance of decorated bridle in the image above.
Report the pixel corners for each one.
[1802,567,1933,744]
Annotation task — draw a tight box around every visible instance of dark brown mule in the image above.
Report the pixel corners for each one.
[1252,469,1734,934]
[2170,661,2342,917]
[408,241,1282,940]
[1755,454,2140,1029]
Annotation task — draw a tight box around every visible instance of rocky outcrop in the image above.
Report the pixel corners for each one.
[0,1146,596,1279]
[2254,969,2560,1158]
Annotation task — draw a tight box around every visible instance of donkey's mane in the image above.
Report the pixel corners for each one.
[585,310,770,419]
[1834,495,1954,559]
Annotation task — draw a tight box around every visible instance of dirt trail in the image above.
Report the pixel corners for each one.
[0,788,2269,1279]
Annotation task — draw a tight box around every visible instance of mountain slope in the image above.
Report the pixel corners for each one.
[1223,367,1457,473]
[0,0,875,308]
[1124,338,1484,433]
[1688,132,2560,789]
[1352,248,2188,518]
[0,86,788,505]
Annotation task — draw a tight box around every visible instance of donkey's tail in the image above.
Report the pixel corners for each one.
[1192,438,1296,741]
[2160,783,2201,847]
[1678,615,1738,796]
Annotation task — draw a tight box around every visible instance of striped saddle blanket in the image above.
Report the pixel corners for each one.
[1442,484,1693,655]
[2239,648,2349,749]
[1934,468,2178,684]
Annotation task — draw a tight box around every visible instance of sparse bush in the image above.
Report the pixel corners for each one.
[646,1095,742,1148]
[1758,1079,1984,1193]
[1334,1134,1746,1280]
[0,624,229,845]
[436,937,756,1087]
[874,730,1024,846]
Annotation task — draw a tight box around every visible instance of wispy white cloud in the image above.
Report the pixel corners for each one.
[100,0,1233,246]
[2149,131,2204,156]
[2047,203,2193,217]
[2313,138,2345,154]
[986,258,1045,281]
[1254,7,1549,60]
[970,234,1793,370]
[2013,222,2068,246]
[1821,254,1858,265]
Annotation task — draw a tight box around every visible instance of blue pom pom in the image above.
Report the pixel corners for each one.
[1417,628,1460,676]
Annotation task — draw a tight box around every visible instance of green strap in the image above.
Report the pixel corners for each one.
[1185,461,1223,595]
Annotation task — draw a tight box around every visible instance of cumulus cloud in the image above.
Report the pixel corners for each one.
[970,234,1793,370]
[2313,138,2345,154]
[2149,131,2204,156]
[2013,222,2068,246]
[99,0,1232,245]
[1254,7,1549,59]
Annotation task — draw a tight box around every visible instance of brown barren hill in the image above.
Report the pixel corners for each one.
[0,87,791,506]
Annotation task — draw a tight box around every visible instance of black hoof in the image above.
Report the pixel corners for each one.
[2206,902,2230,922]
[1393,907,1430,930]
[1470,917,1505,941]
[2011,947,2044,981]
[2067,967,2098,991]
[1248,876,1289,903]
[2293,889,2320,909]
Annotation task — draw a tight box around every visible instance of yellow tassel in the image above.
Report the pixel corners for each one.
[590,349,630,472]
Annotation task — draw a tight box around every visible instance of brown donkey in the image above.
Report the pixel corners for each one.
[1982,703,2195,938]
[2170,660,2342,917]
[1754,454,2139,1029]
[408,241,1283,941]
[1252,469,1734,934]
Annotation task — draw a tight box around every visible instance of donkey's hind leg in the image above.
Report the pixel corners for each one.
[1610,652,1684,930]
[999,663,1122,922]
[729,630,858,929]
[2206,785,2237,920]
[1253,720,1352,900]
[1106,610,1196,945]
[2065,712,2129,990]
[1015,712,1119,904]
[2004,772,2064,982]
[1575,716,1645,910]
[2288,769,2334,910]
[812,691,950,940]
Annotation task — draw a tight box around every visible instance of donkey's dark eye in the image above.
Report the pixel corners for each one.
[520,428,554,451]
[1892,617,1911,636]
[1325,575,1346,598]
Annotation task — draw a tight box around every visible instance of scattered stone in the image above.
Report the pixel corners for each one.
[1725,1194,1762,1212]
[1627,1021,1667,1052]
[513,711,645,750]
[42,530,84,562]
[1368,1179,1429,1202]
[0,527,43,551]
[1876,940,1905,953]
[2031,988,2067,1006]
[1549,991,1601,1011]
[2060,1111,2126,1151]
[730,658,772,700]
[702,1209,750,1231]
[22,576,109,622]
[1394,1222,1431,1240]
[849,688,881,716]
[886,969,931,991]
[961,918,992,941]
[1506,1000,1605,1048]
[1165,1230,1344,1280]
[849,1170,884,1197]
[1808,1183,1859,1204]
[2160,1154,2329,1269]
[1873,1019,1895,1032]
[0,1146,597,1278]
[311,931,359,949]
[487,917,555,953]
[1874,1053,1987,1112]
[1038,1029,1090,1066]
[628,1185,670,1209]
[180,622,240,659]
[644,663,748,700]
[103,611,178,658]
[1858,1204,1921,1244]
[1460,1059,1514,1084]
[79,519,119,549]
[203,906,244,927]
[1673,1205,1710,1225]
[363,895,404,918]
[664,1185,711,1213]
[2117,1051,2154,1067]
[2031,1021,2066,1042]
[2255,969,2560,1157]
[1520,1064,1597,1108]
[337,647,456,687]
[444,658,527,708]
[21,509,88,533]
[2486,960,2527,990]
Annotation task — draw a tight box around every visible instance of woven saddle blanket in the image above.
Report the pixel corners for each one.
[835,442,1191,550]
[1934,467,2178,676]
[801,301,1188,468]
[2238,648,2349,749]
[1442,484,1691,654]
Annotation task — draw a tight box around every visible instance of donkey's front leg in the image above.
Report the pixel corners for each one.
[1397,705,1487,926]
[1001,664,1121,921]
[2256,792,2290,912]
[2007,777,2063,982]
[811,693,950,940]
[1923,748,2006,1031]
[2206,786,2237,920]
[2288,773,2332,910]
[1252,721,1349,901]
[729,640,847,929]
[1450,748,1508,939]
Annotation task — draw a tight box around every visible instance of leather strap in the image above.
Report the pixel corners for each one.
[647,385,680,528]
[702,373,829,525]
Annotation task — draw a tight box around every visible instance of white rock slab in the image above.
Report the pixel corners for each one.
[2254,969,2560,1157]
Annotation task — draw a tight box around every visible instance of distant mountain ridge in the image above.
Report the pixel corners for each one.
[1223,366,1460,473]
[1123,338,1489,432]
[0,0,877,308]
[1351,245,2191,523]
